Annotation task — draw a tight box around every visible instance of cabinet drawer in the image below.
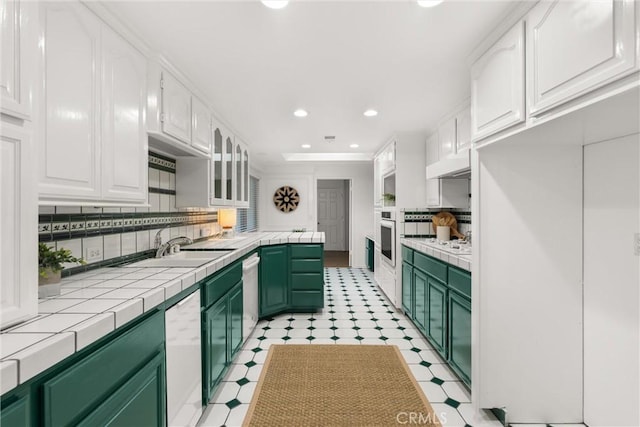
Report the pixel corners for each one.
[401,245,413,264]
[414,252,447,283]
[290,244,323,259]
[448,267,471,299]
[291,273,323,291]
[290,291,323,309]
[42,311,164,427]
[203,262,242,307]
[291,259,323,273]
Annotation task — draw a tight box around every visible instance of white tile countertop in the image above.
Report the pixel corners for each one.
[0,232,324,395]
[401,237,472,272]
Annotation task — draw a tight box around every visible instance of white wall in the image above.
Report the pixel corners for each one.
[259,162,373,267]
[477,143,583,422]
[583,134,639,427]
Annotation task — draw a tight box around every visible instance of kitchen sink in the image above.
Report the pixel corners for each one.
[126,250,233,268]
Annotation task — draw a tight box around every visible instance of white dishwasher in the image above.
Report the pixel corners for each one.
[242,254,260,342]
[165,289,202,427]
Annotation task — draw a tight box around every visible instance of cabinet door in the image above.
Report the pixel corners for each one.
[413,268,428,334]
[438,117,456,158]
[203,298,227,399]
[101,27,147,203]
[39,2,101,200]
[1,125,37,329]
[161,71,191,143]
[401,262,413,316]
[224,135,234,204]
[259,245,289,317]
[448,291,471,385]
[243,149,250,204]
[235,143,243,205]
[427,276,447,358]
[471,21,525,141]
[228,283,243,359]
[425,134,441,207]
[1,0,33,119]
[210,125,224,204]
[527,0,637,116]
[373,155,382,207]
[0,394,31,426]
[191,96,211,154]
[455,107,471,153]
[77,353,165,427]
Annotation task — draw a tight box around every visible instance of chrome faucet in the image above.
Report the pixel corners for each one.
[153,226,169,249]
[155,236,193,258]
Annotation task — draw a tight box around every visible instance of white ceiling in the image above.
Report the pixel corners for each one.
[106,0,514,165]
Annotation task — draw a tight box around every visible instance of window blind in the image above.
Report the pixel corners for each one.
[236,175,259,233]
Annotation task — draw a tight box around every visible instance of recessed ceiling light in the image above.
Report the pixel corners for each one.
[417,0,443,7]
[262,1,289,9]
[350,144,359,148]
[294,109,308,118]
[363,109,378,117]
[301,144,311,148]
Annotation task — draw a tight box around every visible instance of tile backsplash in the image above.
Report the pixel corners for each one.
[400,209,471,238]
[39,152,221,276]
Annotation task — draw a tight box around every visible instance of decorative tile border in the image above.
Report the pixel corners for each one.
[39,212,218,243]
[403,210,471,224]
[148,151,176,173]
[148,187,177,195]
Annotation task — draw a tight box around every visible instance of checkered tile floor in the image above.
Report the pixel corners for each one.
[197,268,502,427]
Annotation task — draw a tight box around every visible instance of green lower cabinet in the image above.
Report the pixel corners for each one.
[77,352,165,427]
[448,291,471,386]
[401,261,413,317]
[0,394,31,427]
[365,238,374,271]
[42,311,165,427]
[427,276,448,358]
[412,268,428,334]
[228,282,244,359]
[203,297,228,399]
[259,245,289,317]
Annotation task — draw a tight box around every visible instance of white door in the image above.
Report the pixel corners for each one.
[1,124,37,329]
[191,96,211,154]
[1,0,33,119]
[527,0,637,116]
[318,187,345,251]
[471,20,525,141]
[583,134,639,427]
[39,2,101,201]
[101,27,147,203]
[161,71,191,144]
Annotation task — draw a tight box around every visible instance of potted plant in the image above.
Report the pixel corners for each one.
[38,243,85,297]
[382,193,395,206]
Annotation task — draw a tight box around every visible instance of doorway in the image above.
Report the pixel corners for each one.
[317,179,350,267]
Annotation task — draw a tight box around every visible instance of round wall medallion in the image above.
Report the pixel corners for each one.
[273,186,300,213]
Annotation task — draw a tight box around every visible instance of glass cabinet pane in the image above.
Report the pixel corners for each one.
[213,129,222,200]
[236,145,242,202]
[243,150,249,202]
[225,137,233,201]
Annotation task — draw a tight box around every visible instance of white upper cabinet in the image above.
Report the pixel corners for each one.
[243,148,249,205]
[210,123,224,205]
[191,95,212,155]
[39,1,102,201]
[379,141,396,175]
[471,21,525,141]
[1,124,37,329]
[161,71,192,144]
[527,0,638,116]
[455,106,472,153]
[438,117,457,158]
[101,27,147,203]
[38,1,147,205]
[224,134,234,205]
[373,154,382,207]
[425,133,441,207]
[1,0,34,120]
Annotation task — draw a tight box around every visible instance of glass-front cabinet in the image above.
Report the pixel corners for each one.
[210,125,224,205]
[224,136,233,204]
[243,149,249,205]
[234,138,250,207]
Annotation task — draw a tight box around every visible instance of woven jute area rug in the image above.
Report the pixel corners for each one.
[242,345,442,427]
